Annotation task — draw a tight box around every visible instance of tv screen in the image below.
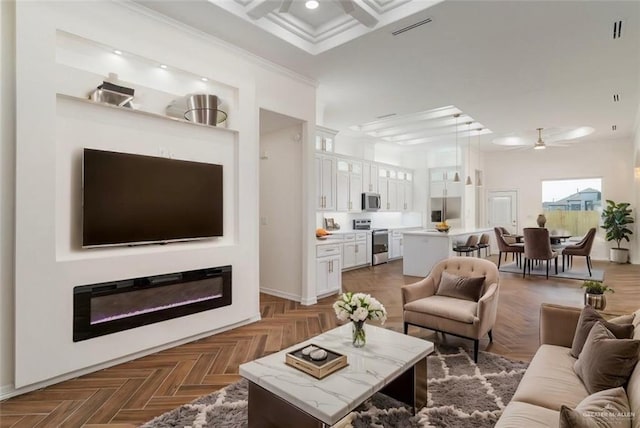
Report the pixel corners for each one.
[82,149,223,248]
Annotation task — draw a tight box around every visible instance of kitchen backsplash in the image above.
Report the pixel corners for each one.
[317,212,422,230]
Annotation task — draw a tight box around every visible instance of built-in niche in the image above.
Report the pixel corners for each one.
[73,265,232,341]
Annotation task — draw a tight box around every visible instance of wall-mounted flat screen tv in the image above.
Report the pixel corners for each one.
[82,149,223,248]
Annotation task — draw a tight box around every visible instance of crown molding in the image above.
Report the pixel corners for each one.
[114,0,318,88]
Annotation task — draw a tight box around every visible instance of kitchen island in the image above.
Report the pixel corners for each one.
[402,228,493,277]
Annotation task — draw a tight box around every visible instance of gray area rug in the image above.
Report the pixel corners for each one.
[141,345,528,427]
[498,261,604,281]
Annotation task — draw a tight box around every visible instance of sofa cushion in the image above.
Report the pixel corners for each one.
[435,271,485,302]
[404,295,477,324]
[512,344,589,411]
[570,305,633,358]
[609,314,636,325]
[574,322,640,394]
[626,310,640,428]
[495,401,559,428]
[559,387,632,428]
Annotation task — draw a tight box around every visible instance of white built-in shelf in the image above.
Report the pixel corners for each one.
[57,93,239,134]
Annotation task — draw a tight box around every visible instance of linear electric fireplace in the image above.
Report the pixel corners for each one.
[73,265,232,342]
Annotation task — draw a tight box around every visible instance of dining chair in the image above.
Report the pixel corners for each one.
[494,227,524,268]
[453,235,479,257]
[498,226,517,244]
[477,233,490,258]
[522,227,558,279]
[561,228,597,276]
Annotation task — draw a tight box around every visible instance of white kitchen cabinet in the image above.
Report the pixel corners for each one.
[316,244,341,297]
[398,171,413,211]
[315,126,337,153]
[379,167,400,211]
[390,230,403,259]
[366,233,372,264]
[342,233,356,269]
[362,162,378,193]
[315,155,335,210]
[342,233,368,270]
[355,232,367,266]
[430,167,461,198]
[336,159,362,212]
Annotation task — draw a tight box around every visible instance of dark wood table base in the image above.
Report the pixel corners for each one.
[247,356,428,427]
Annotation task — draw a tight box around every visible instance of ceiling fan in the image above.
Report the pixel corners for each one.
[533,128,546,150]
[491,126,595,150]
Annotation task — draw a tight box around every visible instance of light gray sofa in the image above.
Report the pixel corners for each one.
[496,303,640,427]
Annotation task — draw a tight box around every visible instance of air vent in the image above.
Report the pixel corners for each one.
[392,17,432,36]
[613,94,620,102]
[613,20,623,39]
[376,113,397,119]
[612,125,617,131]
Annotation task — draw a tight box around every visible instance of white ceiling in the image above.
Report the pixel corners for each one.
[137,0,640,152]
[211,0,441,54]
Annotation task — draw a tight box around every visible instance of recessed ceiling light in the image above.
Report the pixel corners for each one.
[201,77,209,82]
[159,64,168,69]
[113,49,123,55]
[305,0,319,10]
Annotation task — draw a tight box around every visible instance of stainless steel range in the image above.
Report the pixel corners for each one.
[353,219,388,266]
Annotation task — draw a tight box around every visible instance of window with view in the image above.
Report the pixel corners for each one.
[541,178,602,237]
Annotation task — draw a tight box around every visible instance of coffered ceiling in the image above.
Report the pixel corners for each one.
[136,0,640,152]
[212,0,441,54]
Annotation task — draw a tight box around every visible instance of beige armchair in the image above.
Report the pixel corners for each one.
[401,257,500,362]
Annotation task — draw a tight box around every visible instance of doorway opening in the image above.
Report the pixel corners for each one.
[259,109,305,300]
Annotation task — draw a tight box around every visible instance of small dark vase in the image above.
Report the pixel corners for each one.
[536,214,547,228]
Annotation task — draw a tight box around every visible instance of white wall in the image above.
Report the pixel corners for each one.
[0,0,16,393]
[7,1,315,393]
[483,139,636,261]
[259,123,304,300]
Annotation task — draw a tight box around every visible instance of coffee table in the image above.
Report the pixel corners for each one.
[239,323,434,427]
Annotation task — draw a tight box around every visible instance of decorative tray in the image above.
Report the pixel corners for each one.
[285,344,348,379]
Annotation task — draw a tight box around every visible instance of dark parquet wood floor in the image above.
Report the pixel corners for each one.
[1,256,639,427]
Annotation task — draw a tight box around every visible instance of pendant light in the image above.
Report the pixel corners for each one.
[453,114,460,182]
[465,121,473,185]
[534,127,546,150]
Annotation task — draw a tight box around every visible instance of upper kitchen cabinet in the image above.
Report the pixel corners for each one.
[315,126,337,153]
[378,167,398,211]
[315,155,336,210]
[397,170,413,211]
[362,162,378,193]
[336,158,362,212]
[430,167,461,198]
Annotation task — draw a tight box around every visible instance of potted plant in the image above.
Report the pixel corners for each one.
[601,200,634,263]
[581,280,614,310]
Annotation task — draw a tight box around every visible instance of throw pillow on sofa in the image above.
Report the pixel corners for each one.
[436,271,485,302]
[573,322,640,394]
[559,386,632,428]
[570,305,633,358]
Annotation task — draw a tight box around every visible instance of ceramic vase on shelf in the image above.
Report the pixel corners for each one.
[352,320,366,347]
[536,214,547,228]
[584,293,607,310]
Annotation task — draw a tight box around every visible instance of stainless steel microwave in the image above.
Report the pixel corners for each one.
[362,192,381,211]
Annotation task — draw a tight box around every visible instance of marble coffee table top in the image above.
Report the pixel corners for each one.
[239,323,434,425]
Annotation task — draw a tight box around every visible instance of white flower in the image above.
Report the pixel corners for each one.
[334,293,387,325]
[351,307,369,322]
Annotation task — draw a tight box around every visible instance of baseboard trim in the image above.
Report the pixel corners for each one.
[0,313,261,401]
[259,286,301,302]
[300,296,318,306]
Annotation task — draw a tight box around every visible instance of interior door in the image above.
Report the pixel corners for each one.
[488,190,518,233]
